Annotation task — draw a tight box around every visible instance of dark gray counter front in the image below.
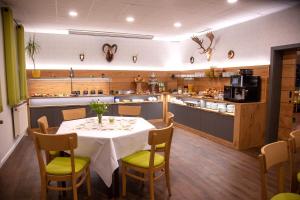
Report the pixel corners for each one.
[30,102,163,128]
[168,103,234,142]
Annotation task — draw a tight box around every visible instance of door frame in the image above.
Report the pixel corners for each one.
[266,43,300,143]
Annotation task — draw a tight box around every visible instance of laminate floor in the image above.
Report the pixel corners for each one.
[0,126,288,200]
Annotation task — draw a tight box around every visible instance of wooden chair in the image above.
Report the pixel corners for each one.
[289,130,300,192]
[32,132,91,200]
[62,108,86,121]
[118,105,141,116]
[121,123,174,200]
[37,116,60,163]
[156,112,174,152]
[259,141,300,200]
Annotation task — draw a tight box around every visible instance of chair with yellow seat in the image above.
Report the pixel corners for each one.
[118,105,141,116]
[32,132,91,200]
[155,112,174,152]
[121,123,174,200]
[259,141,300,200]
[37,116,60,163]
[289,130,300,192]
[62,108,86,121]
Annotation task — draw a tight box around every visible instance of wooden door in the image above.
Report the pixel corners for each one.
[278,50,297,140]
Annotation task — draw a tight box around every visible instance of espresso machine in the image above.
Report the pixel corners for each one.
[224,69,261,102]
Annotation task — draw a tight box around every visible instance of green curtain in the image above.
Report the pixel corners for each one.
[1,7,20,107]
[0,81,3,112]
[16,25,27,100]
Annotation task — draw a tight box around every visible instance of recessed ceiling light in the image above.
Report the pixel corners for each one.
[227,0,238,4]
[69,10,78,17]
[126,16,135,22]
[174,22,182,28]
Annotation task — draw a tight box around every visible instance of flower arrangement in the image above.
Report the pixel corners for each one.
[89,101,108,124]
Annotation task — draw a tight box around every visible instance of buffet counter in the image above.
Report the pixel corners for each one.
[167,95,266,150]
[29,94,163,128]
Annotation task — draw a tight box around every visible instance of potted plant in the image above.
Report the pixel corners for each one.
[89,101,108,124]
[25,35,40,78]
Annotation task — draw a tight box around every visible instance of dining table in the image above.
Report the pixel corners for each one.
[56,116,155,196]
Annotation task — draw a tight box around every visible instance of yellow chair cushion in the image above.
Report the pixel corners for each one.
[156,143,165,149]
[49,151,60,156]
[46,157,90,175]
[271,193,300,200]
[122,150,165,168]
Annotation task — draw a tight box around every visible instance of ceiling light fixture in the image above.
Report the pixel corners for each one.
[126,16,135,22]
[174,22,182,28]
[227,0,238,4]
[69,10,78,17]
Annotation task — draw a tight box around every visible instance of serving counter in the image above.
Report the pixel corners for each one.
[166,95,266,150]
[29,94,163,128]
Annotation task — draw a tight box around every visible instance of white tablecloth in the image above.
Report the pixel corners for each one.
[56,116,155,187]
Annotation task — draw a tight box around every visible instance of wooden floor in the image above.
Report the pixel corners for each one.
[0,126,284,200]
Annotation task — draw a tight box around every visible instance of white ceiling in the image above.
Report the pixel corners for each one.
[2,0,300,40]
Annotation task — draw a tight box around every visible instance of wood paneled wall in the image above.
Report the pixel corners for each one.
[27,65,269,100]
[278,50,297,140]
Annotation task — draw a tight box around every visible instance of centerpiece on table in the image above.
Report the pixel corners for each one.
[89,101,108,124]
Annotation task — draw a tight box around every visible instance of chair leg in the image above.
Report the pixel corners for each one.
[40,178,47,200]
[86,168,92,197]
[165,166,171,196]
[149,171,155,200]
[72,178,78,200]
[122,164,127,197]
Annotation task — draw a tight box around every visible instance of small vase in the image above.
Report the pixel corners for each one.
[97,114,102,124]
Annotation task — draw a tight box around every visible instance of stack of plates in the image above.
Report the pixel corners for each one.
[227,104,235,113]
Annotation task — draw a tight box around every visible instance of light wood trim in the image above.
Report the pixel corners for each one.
[62,108,86,121]
[233,103,266,149]
[118,105,141,116]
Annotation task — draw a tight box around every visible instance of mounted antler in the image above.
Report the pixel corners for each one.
[191,32,214,61]
[102,43,118,62]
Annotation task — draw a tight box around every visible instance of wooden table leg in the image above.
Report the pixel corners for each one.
[108,168,120,199]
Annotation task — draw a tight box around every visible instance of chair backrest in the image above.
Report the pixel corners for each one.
[62,108,86,121]
[290,130,300,152]
[289,130,300,191]
[148,123,174,168]
[32,132,78,174]
[166,112,174,126]
[118,105,141,116]
[259,141,291,200]
[37,116,49,134]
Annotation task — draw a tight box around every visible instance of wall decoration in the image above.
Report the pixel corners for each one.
[102,43,117,62]
[190,56,194,64]
[79,53,85,61]
[191,32,215,61]
[132,55,138,63]
[228,50,235,59]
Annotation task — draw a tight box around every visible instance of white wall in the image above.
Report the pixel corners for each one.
[181,5,300,68]
[25,33,183,71]
[25,5,300,71]
[0,11,26,168]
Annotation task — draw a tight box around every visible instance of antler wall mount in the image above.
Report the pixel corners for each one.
[191,32,215,61]
[102,43,118,62]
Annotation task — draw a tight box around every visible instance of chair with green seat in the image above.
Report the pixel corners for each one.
[155,112,174,152]
[32,132,91,200]
[259,141,300,200]
[289,130,300,192]
[121,123,174,200]
[37,116,60,163]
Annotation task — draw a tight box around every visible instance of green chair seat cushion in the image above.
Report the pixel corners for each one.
[271,193,300,200]
[122,150,165,168]
[49,151,60,156]
[297,172,300,183]
[46,157,90,175]
[156,143,165,149]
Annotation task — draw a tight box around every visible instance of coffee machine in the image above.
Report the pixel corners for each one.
[224,69,261,102]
